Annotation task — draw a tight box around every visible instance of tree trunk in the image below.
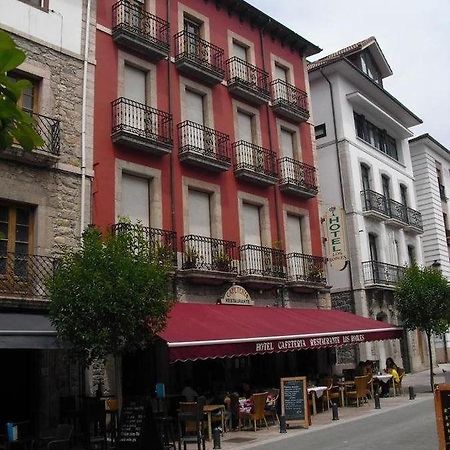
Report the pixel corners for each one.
[426,331,434,392]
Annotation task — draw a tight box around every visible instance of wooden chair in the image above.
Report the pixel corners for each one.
[344,376,367,407]
[365,373,374,400]
[395,368,405,395]
[239,392,268,432]
[264,388,280,425]
[321,377,341,408]
[178,397,206,450]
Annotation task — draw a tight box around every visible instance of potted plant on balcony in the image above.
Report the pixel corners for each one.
[183,246,198,269]
[307,265,324,283]
[212,250,232,272]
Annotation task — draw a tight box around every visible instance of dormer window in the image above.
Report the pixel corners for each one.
[359,51,382,86]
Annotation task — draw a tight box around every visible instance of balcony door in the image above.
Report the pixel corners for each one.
[186,89,211,154]
[243,203,268,274]
[121,0,148,38]
[120,173,150,227]
[280,128,300,182]
[233,41,253,84]
[274,63,289,101]
[184,17,204,61]
[237,111,262,171]
[286,214,305,279]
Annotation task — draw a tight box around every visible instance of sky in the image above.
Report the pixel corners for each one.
[249,0,450,149]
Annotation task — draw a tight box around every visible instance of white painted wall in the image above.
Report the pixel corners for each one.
[0,0,83,54]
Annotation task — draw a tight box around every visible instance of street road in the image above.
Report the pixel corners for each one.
[253,397,437,450]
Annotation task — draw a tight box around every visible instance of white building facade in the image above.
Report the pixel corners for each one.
[410,134,450,363]
[309,37,429,372]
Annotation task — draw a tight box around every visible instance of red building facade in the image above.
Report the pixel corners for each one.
[93,0,327,307]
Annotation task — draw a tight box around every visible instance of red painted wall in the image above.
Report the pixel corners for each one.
[93,0,322,257]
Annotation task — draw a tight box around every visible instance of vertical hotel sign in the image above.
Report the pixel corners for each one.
[325,207,348,271]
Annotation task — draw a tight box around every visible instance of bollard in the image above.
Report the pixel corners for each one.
[279,415,287,433]
[374,392,381,409]
[331,402,339,420]
[213,427,221,449]
[409,386,416,400]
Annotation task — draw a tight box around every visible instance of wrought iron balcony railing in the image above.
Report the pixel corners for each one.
[233,141,278,180]
[278,157,318,196]
[388,198,408,224]
[270,79,309,122]
[361,190,388,217]
[178,121,231,169]
[239,244,286,279]
[0,253,55,299]
[406,207,423,231]
[226,57,270,103]
[112,0,170,58]
[111,223,177,265]
[286,253,327,285]
[111,97,173,152]
[439,183,447,201]
[181,235,238,273]
[31,112,60,156]
[174,31,224,83]
[362,260,405,286]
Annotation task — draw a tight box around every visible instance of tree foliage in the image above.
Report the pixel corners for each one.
[395,264,450,390]
[48,226,174,364]
[0,30,43,151]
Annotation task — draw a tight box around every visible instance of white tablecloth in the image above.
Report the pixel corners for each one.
[307,386,328,398]
[373,374,393,383]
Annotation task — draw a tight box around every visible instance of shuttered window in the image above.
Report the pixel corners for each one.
[124,65,147,104]
[286,214,303,254]
[243,203,262,246]
[188,190,211,237]
[237,111,253,143]
[185,89,205,125]
[120,173,150,226]
[280,128,295,159]
[233,42,248,61]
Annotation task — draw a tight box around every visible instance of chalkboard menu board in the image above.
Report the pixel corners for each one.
[280,376,308,429]
[118,397,163,450]
[434,384,450,450]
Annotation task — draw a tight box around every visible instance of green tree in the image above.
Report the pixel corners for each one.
[48,226,174,364]
[395,264,450,391]
[0,30,43,151]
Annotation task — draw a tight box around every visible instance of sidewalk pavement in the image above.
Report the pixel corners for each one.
[212,364,449,450]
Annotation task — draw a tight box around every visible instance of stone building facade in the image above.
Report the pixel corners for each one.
[0,0,95,431]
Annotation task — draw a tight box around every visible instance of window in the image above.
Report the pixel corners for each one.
[243,203,262,246]
[400,185,408,207]
[184,17,201,36]
[368,233,378,261]
[185,89,205,125]
[120,173,150,226]
[286,214,303,254]
[274,63,288,82]
[236,110,255,143]
[407,245,416,265]
[280,128,296,159]
[188,189,211,237]
[354,113,398,160]
[359,50,382,85]
[361,164,371,192]
[124,65,147,104]
[9,73,39,115]
[0,203,34,276]
[381,175,391,201]
[314,124,326,139]
[232,41,248,62]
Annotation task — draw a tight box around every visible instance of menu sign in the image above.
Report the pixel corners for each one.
[118,398,162,450]
[434,384,450,450]
[280,376,308,429]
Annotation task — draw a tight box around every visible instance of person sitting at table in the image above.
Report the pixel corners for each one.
[239,381,253,399]
[380,357,400,397]
[181,380,198,402]
[355,361,366,376]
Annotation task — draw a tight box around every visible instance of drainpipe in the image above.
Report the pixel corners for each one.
[319,69,356,300]
[80,0,92,238]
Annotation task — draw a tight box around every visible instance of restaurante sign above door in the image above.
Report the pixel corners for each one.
[221,285,254,306]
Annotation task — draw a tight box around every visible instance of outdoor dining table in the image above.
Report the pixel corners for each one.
[307,386,328,415]
[203,404,225,442]
[373,373,395,396]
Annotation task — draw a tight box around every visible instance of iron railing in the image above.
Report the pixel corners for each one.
[111,223,177,265]
[181,235,238,272]
[0,253,55,299]
[439,184,447,201]
[406,207,423,230]
[112,0,170,52]
[31,112,60,156]
[174,30,224,77]
[239,244,286,278]
[270,79,309,115]
[362,260,405,286]
[225,57,270,99]
[286,253,327,284]
[233,141,277,178]
[388,198,408,224]
[178,121,231,163]
[361,190,388,216]
[278,157,318,192]
[112,97,173,146]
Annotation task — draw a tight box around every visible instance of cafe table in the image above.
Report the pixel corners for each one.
[373,373,395,396]
[307,386,328,415]
[203,404,225,442]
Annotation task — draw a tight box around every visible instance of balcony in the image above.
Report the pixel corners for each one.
[286,253,327,291]
[178,121,231,171]
[0,253,55,302]
[361,190,389,220]
[111,223,177,266]
[238,244,286,287]
[225,57,270,105]
[180,235,238,284]
[174,31,224,85]
[3,112,60,167]
[385,199,423,233]
[362,260,405,289]
[111,97,173,155]
[270,80,309,123]
[112,0,169,60]
[233,141,278,186]
[278,157,318,198]
[440,184,447,201]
